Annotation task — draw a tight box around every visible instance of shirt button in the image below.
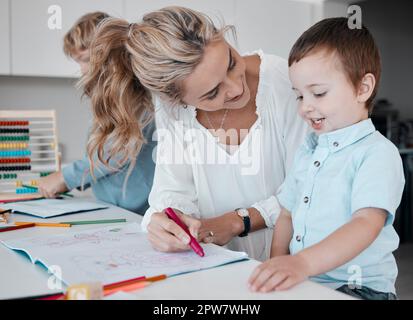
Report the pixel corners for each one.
[314,161,320,167]
[303,196,309,203]
[296,235,302,242]
[333,141,339,147]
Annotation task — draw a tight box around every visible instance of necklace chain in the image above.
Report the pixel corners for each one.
[205,109,229,132]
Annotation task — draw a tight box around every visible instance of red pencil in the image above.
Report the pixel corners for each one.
[104,276,146,290]
[36,274,167,300]
[0,223,35,233]
[165,207,205,257]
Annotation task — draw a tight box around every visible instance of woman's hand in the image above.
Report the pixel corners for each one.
[37,171,69,198]
[147,209,201,253]
[198,211,243,246]
[248,254,310,292]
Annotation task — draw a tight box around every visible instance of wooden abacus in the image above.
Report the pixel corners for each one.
[0,110,59,202]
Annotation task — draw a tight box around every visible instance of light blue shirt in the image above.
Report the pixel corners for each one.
[62,121,156,215]
[278,119,405,294]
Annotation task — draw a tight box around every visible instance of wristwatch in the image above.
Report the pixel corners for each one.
[235,208,251,237]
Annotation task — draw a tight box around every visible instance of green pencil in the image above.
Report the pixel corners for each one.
[22,185,74,197]
[59,219,127,225]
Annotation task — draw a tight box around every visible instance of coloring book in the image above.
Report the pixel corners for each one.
[1,223,248,286]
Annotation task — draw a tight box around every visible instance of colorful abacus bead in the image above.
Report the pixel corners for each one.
[0,150,31,157]
[0,121,29,126]
[0,128,29,134]
[0,143,29,149]
[0,136,29,141]
[40,172,51,177]
[16,187,37,194]
[0,165,31,171]
[0,158,30,164]
[0,173,18,179]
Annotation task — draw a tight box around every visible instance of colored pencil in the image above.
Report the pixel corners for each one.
[105,274,167,291]
[104,281,151,296]
[146,274,168,283]
[0,223,35,232]
[59,218,127,226]
[36,274,166,300]
[15,221,71,228]
[104,276,146,290]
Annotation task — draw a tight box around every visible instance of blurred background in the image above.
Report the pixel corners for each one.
[0,0,412,298]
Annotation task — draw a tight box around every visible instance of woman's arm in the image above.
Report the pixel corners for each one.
[198,207,266,246]
[271,208,293,257]
[142,106,202,252]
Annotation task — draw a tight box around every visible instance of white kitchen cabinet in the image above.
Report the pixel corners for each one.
[11,0,123,77]
[0,0,10,75]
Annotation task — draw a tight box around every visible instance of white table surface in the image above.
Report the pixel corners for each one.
[0,195,352,300]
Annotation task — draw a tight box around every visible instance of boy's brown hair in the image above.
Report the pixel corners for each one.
[288,17,381,113]
[63,11,110,58]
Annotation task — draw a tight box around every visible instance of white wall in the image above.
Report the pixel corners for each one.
[235,0,313,58]
[0,0,10,74]
[10,0,123,77]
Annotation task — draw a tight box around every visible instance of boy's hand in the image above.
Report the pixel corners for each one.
[248,254,310,292]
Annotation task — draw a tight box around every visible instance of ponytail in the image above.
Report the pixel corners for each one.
[80,18,154,186]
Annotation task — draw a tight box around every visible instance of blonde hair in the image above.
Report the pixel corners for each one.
[81,6,235,180]
[63,11,110,57]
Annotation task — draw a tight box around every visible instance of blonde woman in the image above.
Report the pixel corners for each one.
[83,6,307,260]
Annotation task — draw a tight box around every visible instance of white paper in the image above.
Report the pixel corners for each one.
[1,223,248,286]
[3,198,108,218]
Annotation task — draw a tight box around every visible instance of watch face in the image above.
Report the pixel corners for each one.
[237,208,249,217]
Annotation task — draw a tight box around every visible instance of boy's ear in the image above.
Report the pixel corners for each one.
[357,73,376,103]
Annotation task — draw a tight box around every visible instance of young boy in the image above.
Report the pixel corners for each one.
[37,12,156,215]
[248,17,404,300]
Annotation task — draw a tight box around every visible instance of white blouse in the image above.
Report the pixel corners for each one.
[142,50,308,261]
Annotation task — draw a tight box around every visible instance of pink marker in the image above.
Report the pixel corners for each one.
[164,207,205,257]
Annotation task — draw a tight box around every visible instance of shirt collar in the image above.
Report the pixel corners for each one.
[304,118,376,153]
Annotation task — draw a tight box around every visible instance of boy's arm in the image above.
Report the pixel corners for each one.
[249,207,387,292]
[271,207,293,257]
[297,207,387,277]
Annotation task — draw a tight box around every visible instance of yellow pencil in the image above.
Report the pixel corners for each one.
[15,221,71,228]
